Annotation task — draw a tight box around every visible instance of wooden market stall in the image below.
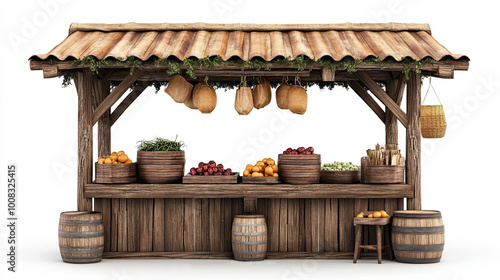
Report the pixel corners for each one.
[30,22,469,259]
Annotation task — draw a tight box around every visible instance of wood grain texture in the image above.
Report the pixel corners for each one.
[339,199,355,252]
[139,198,153,252]
[279,198,288,252]
[117,199,127,251]
[94,79,111,157]
[406,72,422,210]
[153,198,165,251]
[324,198,339,252]
[385,79,399,145]
[182,173,239,184]
[110,82,149,125]
[165,198,184,251]
[287,198,299,252]
[357,71,408,127]
[110,198,119,251]
[126,199,140,252]
[95,163,137,184]
[102,251,385,259]
[348,81,386,123]
[74,69,94,211]
[320,170,360,184]
[92,69,144,125]
[85,183,415,199]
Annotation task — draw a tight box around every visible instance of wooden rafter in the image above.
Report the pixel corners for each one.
[110,81,150,125]
[348,81,385,123]
[194,70,310,77]
[92,69,144,125]
[394,74,407,106]
[356,71,408,128]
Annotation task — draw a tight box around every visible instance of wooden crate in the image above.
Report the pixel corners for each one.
[95,163,137,183]
[361,165,405,184]
[182,173,239,184]
[241,176,280,184]
[320,170,360,184]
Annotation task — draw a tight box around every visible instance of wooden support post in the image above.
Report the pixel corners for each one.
[406,72,422,210]
[385,80,398,144]
[74,69,95,211]
[95,79,111,156]
[244,197,257,214]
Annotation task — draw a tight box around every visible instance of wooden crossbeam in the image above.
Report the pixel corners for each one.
[194,70,310,77]
[322,67,335,81]
[92,70,144,125]
[348,81,385,123]
[110,82,149,125]
[357,71,408,127]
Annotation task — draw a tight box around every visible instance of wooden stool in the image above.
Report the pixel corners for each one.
[353,213,392,264]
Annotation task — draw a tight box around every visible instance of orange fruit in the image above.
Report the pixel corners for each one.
[265,174,270,177]
[265,166,274,176]
[262,158,268,164]
[380,210,389,218]
[98,158,105,164]
[117,151,125,156]
[112,161,118,164]
[125,159,132,164]
[373,211,382,218]
[368,214,373,218]
[272,164,278,173]
[243,170,250,177]
[110,154,118,161]
[272,173,279,177]
[252,172,260,177]
[256,161,265,167]
[251,166,260,173]
[104,158,112,164]
[267,159,275,165]
[118,154,128,163]
[246,164,253,171]
[356,214,363,218]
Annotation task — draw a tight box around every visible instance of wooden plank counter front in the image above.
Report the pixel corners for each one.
[89,183,411,259]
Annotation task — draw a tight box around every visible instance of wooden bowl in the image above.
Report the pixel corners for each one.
[278,154,321,185]
[320,170,361,184]
[95,162,137,184]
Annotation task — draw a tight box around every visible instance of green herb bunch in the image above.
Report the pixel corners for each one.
[136,136,185,151]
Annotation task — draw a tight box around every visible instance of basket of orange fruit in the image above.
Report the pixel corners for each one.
[95,151,137,183]
[242,158,280,184]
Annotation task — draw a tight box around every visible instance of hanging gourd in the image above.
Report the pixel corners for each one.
[276,77,291,109]
[193,77,217,114]
[287,77,307,114]
[421,78,447,138]
[234,76,253,115]
[252,77,271,109]
[164,75,193,103]
[184,83,200,110]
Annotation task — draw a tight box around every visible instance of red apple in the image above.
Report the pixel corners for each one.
[203,171,209,176]
[196,167,203,174]
[203,164,209,171]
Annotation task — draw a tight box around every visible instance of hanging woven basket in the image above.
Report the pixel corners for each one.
[421,79,447,138]
[421,105,447,138]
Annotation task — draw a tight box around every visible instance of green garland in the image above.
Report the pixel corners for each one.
[60,55,434,90]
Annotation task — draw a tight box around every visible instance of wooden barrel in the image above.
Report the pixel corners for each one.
[58,211,104,264]
[137,151,185,183]
[278,154,321,184]
[392,210,445,263]
[231,215,267,261]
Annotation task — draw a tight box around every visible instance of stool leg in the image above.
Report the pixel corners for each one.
[376,225,382,264]
[384,225,393,260]
[353,225,362,263]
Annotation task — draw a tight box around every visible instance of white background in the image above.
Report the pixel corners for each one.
[0,0,498,279]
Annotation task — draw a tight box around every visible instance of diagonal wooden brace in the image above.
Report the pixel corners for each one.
[348,81,386,123]
[92,69,144,125]
[110,81,150,125]
[357,71,408,128]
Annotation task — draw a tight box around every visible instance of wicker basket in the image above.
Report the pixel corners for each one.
[421,105,447,138]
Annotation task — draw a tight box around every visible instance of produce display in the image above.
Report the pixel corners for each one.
[137,136,185,151]
[189,161,232,176]
[366,144,405,166]
[356,210,390,218]
[243,158,279,177]
[98,151,132,164]
[322,162,360,171]
[282,146,315,155]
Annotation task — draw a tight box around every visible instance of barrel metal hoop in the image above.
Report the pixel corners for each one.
[231,241,268,245]
[59,245,104,250]
[392,226,445,234]
[232,223,266,226]
[59,219,103,226]
[61,256,102,260]
[392,243,444,252]
[234,257,266,261]
[396,257,441,263]
[60,248,104,254]
[232,232,267,236]
[233,251,267,255]
[58,230,104,238]
[393,214,442,219]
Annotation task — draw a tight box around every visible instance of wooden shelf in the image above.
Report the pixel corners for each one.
[85,183,414,199]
